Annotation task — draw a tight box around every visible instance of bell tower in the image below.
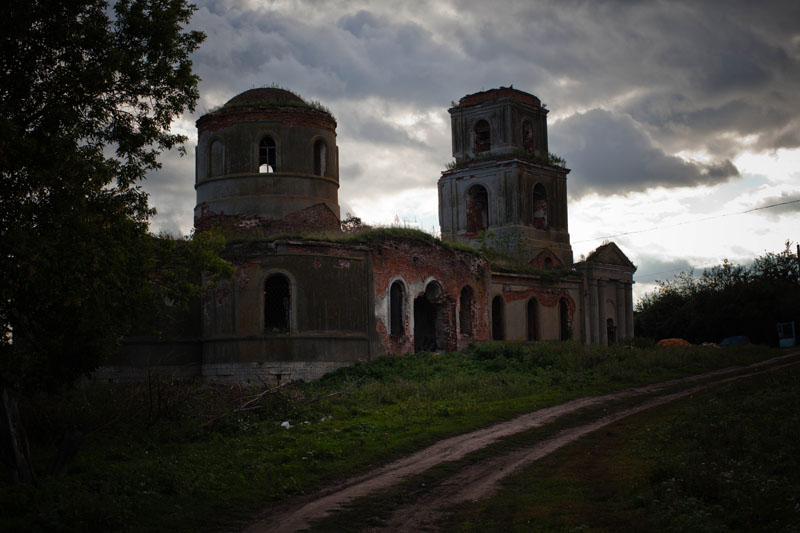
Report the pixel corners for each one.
[438,87,573,267]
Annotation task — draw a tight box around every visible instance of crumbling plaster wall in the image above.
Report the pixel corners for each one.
[201,240,377,383]
[490,272,581,341]
[371,238,491,354]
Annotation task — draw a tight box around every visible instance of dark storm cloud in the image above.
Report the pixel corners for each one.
[754,192,800,218]
[550,109,739,198]
[341,113,431,149]
[190,0,800,155]
[145,0,800,234]
[633,256,695,284]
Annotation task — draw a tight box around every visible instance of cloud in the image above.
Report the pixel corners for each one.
[550,109,739,198]
[753,192,800,218]
[631,255,695,284]
[143,0,800,243]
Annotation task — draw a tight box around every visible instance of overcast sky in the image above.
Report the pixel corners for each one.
[145,0,800,303]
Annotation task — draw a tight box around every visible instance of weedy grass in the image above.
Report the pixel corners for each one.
[0,342,781,532]
[438,352,800,532]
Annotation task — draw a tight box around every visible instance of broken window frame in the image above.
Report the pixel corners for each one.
[522,120,535,152]
[390,280,405,337]
[527,298,539,341]
[264,273,291,334]
[466,184,489,233]
[491,295,505,340]
[259,135,277,173]
[533,183,548,229]
[209,139,224,178]
[313,139,327,176]
[474,119,490,153]
[459,286,474,336]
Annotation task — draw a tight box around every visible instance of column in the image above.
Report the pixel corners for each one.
[588,278,599,344]
[598,280,607,345]
[625,282,634,339]
[616,282,625,341]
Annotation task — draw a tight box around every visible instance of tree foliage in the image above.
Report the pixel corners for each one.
[635,242,800,345]
[0,0,213,393]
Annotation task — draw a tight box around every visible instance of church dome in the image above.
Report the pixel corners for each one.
[222,87,308,109]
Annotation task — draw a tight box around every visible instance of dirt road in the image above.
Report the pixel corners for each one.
[243,351,800,532]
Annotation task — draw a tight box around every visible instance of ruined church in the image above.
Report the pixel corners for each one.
[106,86,636,382]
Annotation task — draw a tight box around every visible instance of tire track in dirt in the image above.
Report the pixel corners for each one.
[378,357,800,531]
[242,352,800,533]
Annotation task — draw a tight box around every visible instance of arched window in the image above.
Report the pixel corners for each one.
[559,298,570,341]
[491,295,505,340]
[466,185,489,233]
[527,298,539,341]
[314,139,327,176]
[474,120,490,152]
[533,183,548,229]
[459,286,474,336]
[390,281,404,336]
[264,274,291,333]
[209,139,224,178]
[544,257,553,270]
[259,135,276,173]
[522,120,534,152]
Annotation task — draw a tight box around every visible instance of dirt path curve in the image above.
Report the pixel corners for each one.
[243,351,800,533]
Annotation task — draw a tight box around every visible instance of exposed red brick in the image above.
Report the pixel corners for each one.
[194,202,340,236]
[197,108,336,135]
[371,238,490,353]
[457,87,541,109]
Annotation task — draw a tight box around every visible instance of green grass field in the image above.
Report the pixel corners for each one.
[440,357,800,532]
[0,342,787,531]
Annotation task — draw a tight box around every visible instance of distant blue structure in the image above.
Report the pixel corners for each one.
[720,335,751,347]
[777,321,796,348]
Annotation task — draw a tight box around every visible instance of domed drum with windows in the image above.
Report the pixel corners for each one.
[194,87,340,232]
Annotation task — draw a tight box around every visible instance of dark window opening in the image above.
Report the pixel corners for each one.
[466,185,489,233]
[544,257,553,270]
[209,139,224,178]
[491,295,505,340]
[559,298,570,341]
[390,281,404,336]
[314,139,327,176]
[474,119,490,152]
[522,120,534,152]
[607,318,617,345]
[527,298,539,341]
[259,136,276,173]
[533,183,548,229]
[264,274,291,333]
[459,286,474,336]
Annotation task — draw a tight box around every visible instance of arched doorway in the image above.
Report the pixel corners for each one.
[414,281,444,352]
[527,298,539,341]
[607,318,617,344]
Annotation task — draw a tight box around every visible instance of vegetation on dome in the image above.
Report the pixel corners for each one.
[226,226,482,257]
[445,149,566,171]
[206,83,334,118]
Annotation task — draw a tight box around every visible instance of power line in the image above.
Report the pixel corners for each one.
[573,198,800,245]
